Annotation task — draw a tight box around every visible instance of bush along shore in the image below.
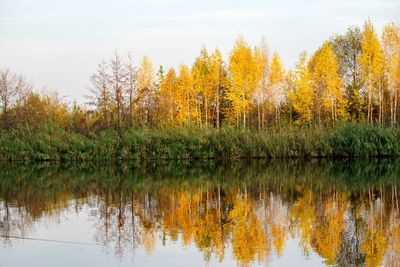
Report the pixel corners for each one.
[0,123,399,161]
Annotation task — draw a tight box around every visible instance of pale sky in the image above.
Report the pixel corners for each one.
[1,0,399,104]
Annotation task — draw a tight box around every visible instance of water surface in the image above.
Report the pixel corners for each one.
[1,160,400,266]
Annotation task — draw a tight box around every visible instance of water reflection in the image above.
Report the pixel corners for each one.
[1,160,400,266]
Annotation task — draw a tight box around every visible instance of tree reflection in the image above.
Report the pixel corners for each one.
[1,160,400,266]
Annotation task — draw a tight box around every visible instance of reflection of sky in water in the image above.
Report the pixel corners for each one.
[1,160,400,266]
[0,202,324,267]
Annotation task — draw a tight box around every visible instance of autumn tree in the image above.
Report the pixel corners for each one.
[88,60,112,127]
[208,49,229,129]
[309,42,346,123]
[254,39,269,129]
[227,36,260,128]
[330,26,363,121]
[155,65,165,90]
[15,91,69,129]
[359,20,384,123]
[268,52,286,127]
[136,56,156,125]
[192,48,211,128]
[382,23,400,125]
[109,52,126,128]
[125,53,137,126]
[0,69,31,128]
[288,52,313,125]
[176,64,198,126]
[192,48,230,129]
[158,68,178,125]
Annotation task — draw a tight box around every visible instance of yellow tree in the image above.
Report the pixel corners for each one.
[288,52,314,125]
[309,42,346,124]
[192,48,211,128]
[227,36,259,128]
[136,56,156,125]
[359,20,384,123]
[209,49,229,129]
[158,68,178,125]
[176,64,198,126]
[382,23,400,125]
[268,52,285,127]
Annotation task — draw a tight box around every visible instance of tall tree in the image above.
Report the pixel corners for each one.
[227,36,259,128]
[88,61,112,127]
[0,69,30,128]
[176,64,198,126]
[192,48,211,128]
[382,22,400,125]
[268,52,285,127]
[288,52,313,125]
[209,49,229,129]
[329,26,363,121]
[359,20,384,123]
[109,52,126,128]
[125,53,137,126]
[158,68,177,125]
[309,42,346,123]
[136,56,156,125]
[254,38,269,129]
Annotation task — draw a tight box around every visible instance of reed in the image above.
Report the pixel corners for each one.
[0,123,399,161]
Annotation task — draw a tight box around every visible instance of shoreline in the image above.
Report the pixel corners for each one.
[1,123,400,161]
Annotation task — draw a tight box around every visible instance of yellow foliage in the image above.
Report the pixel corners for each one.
[175,65,199,126]
[227,36,260,127]
[229,195,268,266]
[288,52,314,125]
[158,68,178,125]
[361,228,387,267]
[309,42,346,122]
[359,19,384,122]
[268,52,286,114]
[314,197,347,265]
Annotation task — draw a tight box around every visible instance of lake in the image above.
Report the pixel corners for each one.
[1,160,399,266]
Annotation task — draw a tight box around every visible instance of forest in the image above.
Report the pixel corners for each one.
[0,20,400,160]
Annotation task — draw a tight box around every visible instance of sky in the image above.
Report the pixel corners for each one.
[1,0,399,104]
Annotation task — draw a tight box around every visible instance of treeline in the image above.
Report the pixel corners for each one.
[0,20,399,132]
[85,20,400,130]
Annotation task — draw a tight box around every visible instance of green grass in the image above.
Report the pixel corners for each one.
[0,123,399,161]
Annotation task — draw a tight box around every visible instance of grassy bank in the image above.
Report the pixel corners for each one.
[0,123,399,161]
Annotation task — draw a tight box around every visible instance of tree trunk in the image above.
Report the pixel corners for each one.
[216,91,220,129]
[395,90,398,124]
[257,102,261,130]
[205,97,208,128]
